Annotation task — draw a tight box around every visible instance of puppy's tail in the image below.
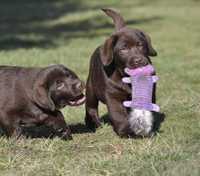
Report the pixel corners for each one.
[101,8,126,31]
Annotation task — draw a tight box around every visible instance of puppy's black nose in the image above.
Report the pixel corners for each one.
[130,56,149,68]
[134,57,141,65]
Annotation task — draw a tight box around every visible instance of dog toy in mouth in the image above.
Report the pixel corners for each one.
[122,65,160,112]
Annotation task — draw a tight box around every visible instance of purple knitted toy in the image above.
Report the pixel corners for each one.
[122,65,160,112]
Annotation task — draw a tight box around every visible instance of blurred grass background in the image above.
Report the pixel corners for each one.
[0,0,200,175]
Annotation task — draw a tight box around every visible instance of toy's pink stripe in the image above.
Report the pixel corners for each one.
[124,65,155,76]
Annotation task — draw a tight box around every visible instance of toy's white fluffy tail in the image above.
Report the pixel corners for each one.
[129,109,153,137]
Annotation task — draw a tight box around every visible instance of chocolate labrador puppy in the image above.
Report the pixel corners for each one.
[85,8,157,137]
[0,64,85,139]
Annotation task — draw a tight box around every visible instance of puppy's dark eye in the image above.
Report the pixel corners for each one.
[120,44,129,52]
[136,42,143,48]
[56,80,65,90]
[136,42,144,51]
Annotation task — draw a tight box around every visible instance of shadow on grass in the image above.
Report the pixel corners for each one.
[0,122,93,139]
[69,123,93,134]
[0,112,165,139]
[0,126,54,139]
[0,0,162,50]
[70,111,165,136]
[152,111,165,133]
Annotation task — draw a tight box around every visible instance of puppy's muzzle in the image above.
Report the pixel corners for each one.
[128,56,149,68]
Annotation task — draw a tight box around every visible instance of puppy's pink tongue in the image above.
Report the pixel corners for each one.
[76,96,86,105]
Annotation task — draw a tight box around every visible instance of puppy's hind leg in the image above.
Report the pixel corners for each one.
[2,120,23,139]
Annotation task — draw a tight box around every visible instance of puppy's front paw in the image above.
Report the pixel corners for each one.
[85,116,101,132]
[57,128,72,140]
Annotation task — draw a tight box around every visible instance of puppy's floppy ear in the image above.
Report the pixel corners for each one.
[100,35,118,66]
[144,33,157,57]
[33,65,64,111]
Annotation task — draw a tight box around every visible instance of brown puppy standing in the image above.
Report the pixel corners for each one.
[85,9,157,137]
[0,64,85,139]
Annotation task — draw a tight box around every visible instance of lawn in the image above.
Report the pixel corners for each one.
[0,0,200,175]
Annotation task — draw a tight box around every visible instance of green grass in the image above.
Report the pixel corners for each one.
[0,0,200,175]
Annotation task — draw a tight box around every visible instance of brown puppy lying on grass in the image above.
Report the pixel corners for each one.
[0,64,85,140]
[85,8,158,137]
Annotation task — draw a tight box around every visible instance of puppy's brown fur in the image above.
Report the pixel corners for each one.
[0,64,85,139]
